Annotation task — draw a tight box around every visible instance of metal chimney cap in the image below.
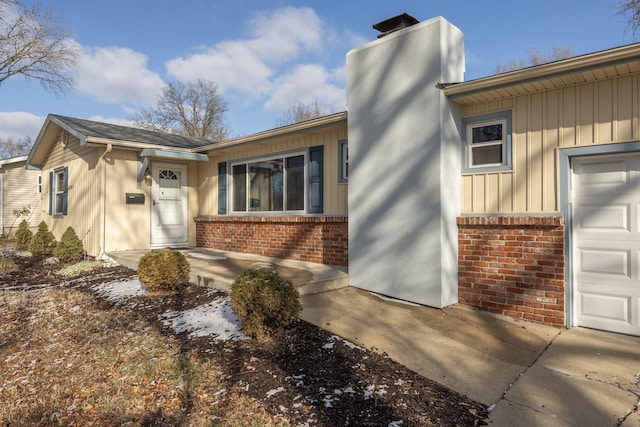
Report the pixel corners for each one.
[372,13,419,37]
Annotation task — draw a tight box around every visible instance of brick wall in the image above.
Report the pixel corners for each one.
[457,216,565,328]
[194,216,348,266]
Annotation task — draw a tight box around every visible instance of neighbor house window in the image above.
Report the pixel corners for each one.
[463,111,512,172]
[49,167,68,216]
[339,139,348,182]
[226,146,323,214]
[37,175,42,194]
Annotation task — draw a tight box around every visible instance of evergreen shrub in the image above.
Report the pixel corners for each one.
[138,248,190,292]
[29,221,56,256]
[230,268,301,338]
[15,220,33,251]
[53,226,84,263]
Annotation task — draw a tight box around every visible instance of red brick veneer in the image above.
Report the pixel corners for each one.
[457,216,565,327]
[194,216,348,266]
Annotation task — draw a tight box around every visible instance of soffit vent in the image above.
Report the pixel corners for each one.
[373,13,419,38]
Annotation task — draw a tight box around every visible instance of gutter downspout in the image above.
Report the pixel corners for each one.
[99,144,112,258]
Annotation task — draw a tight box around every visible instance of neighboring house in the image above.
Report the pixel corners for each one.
[26,14,640,337]
[0,156,41,236]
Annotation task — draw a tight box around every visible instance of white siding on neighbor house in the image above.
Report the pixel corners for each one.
[198,123,348,216]
[461,74,640,214]
[0,161,42,235]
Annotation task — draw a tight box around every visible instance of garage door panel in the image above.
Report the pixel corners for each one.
[575,159,634,195]
[573,154,640,336]
[575,203,629,232]
[580,292,630,323]
[577,248,630,278]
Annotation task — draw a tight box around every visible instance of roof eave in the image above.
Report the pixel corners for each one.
[0,155,28,167]
[444,43,640,100]
[197,111,348,153]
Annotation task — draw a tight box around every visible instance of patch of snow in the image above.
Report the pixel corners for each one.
[266,386,285,398]
[213,388,227,397]
[363,384,388,400]
[325,335,365,352]
[186,252,227,261]
[92,279,146,303]
[99,254,119,267]
[159,297,247,341]
[388,421,404,426]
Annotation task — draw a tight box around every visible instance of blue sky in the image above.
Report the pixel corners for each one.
[0,0,636,142]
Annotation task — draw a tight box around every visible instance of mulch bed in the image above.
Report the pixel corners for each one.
[1,254,488,426]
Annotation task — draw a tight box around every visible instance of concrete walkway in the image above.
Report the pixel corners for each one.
[108,248,640,426]
[301,287,640,426]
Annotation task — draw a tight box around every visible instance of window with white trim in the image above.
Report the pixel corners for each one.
[339,139,348,182]
[37,175,42,194]
[463,112,512,171]
[231,152,306,213]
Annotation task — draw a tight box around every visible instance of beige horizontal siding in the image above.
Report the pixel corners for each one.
[198,123,348,215]
[461,73,640,214]
[1,162,42,235]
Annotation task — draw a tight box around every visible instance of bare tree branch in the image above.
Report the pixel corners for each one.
[275,100,329,127]
[617,0,640,37]
[132,79,230,142]
[0,134,31,159]
[0,0,78,95]
[494,44,575,74]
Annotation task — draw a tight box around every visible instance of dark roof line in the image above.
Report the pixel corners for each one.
[50,114,214,150]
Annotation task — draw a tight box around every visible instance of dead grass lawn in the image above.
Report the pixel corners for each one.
[0,287,286,426]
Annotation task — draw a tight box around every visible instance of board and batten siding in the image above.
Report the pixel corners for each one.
[461,74,640,214]
[41,133,104,256]
[103,149,150,253]
[1,162,42,235]
[197,124,348,216]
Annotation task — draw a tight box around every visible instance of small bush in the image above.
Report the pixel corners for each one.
[230,268,301,338]
[53,226,84,263]
[14,220,33,251]
[138,249,190,292]
[29,221,56,256]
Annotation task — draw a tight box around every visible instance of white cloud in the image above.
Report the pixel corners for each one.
[264,64,345,113]
[166,40,273,97]
[245,6,324,62]
[74,45,165,106]
[0,112,45,140]
[165,7,326,96]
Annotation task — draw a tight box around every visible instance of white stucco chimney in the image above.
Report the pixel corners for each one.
[347,16,464,307]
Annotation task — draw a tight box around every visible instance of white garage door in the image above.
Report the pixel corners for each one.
[573,154,640,336]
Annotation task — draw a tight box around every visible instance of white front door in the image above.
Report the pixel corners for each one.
[150,163,188,248]
[572,154,640,336]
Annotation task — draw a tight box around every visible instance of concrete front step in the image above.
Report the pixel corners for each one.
[107,248,349,296]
